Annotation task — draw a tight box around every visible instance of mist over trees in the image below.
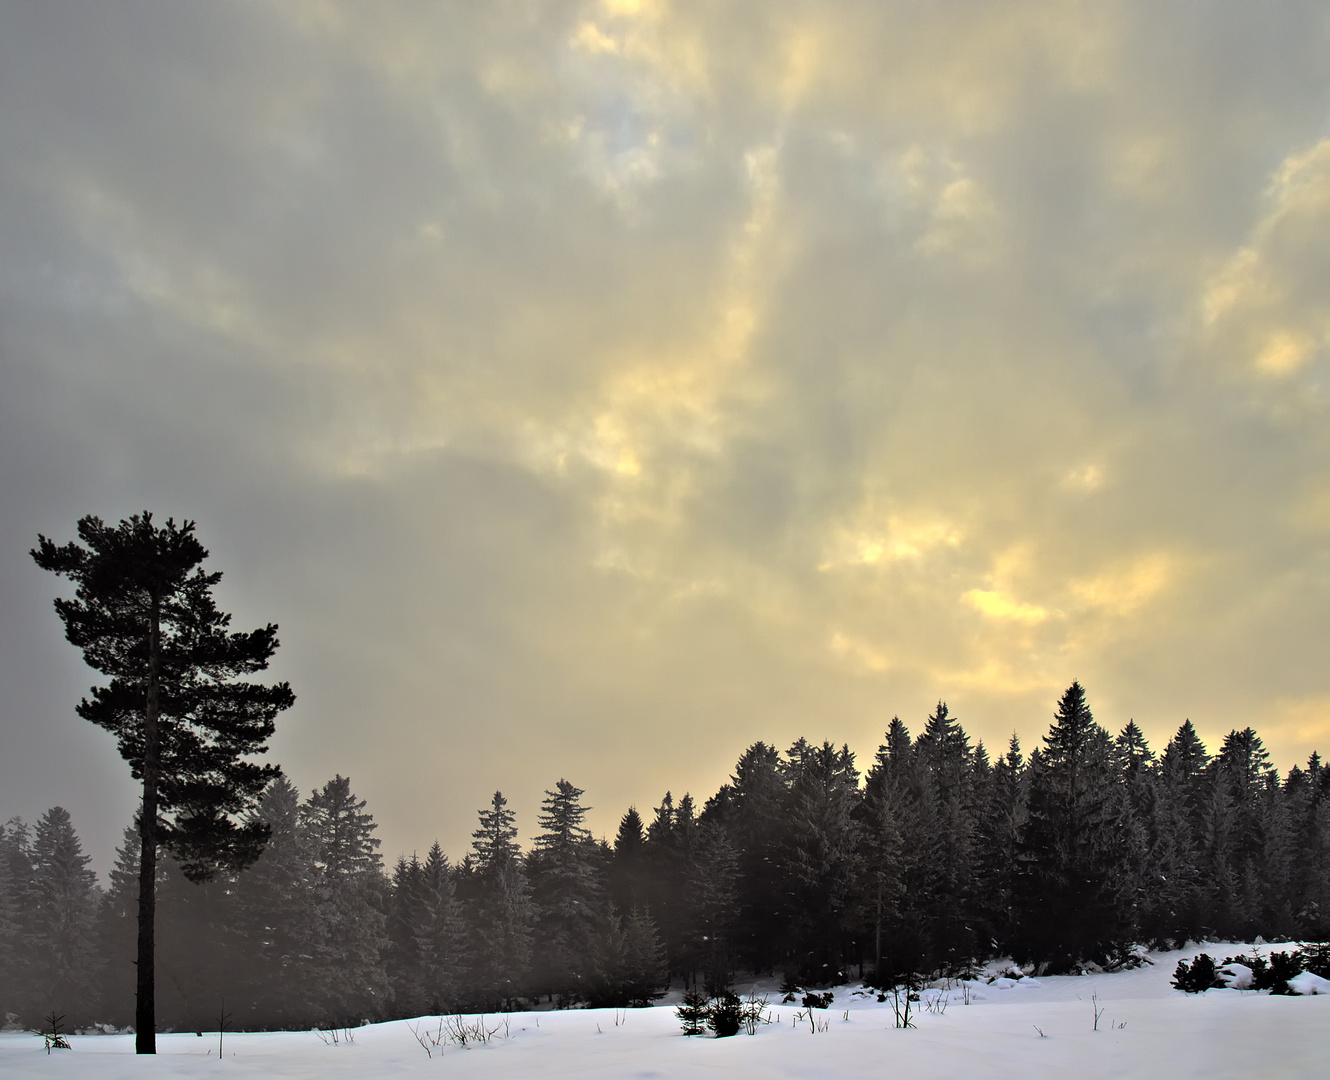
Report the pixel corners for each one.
[3,682,1330,1032]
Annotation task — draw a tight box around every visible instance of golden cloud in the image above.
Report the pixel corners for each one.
[1200,139,1330,379]
[1069,553,1176,617]
[963,589,1050,624]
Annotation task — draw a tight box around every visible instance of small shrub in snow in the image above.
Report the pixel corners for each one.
[707,992,743,1038]
[1297,943,1330,979]
[887,983,916,1029]
[676,987,710,1036]
[451,1015,503,1048]
[37,1011,71,1054]
[1172,954,1223,993]
[801,991,833,1010]
[1266,952,1304,995]
[676,988,768,1038]
[740,993,772,1034]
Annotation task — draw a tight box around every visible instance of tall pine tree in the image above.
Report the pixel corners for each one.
[463,792,532,1008]
[33,513,292,1052]
[1013,683,1128,970]
[528,780,602,1004]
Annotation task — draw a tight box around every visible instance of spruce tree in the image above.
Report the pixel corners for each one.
[781,740,862,983]
[727,742,788,973]
[1109,722,1154,951]
[643,791,691,973]
[1153,721,1211,942]
[685,823,740,995]
[0,831,17,1019]
[388,854,431,1017]
[301,775,391,1026]
[610,807,648,914]
[972,733,1025,952]
[913,704,978,972]
[27,807,102,1027]
[529,780,602,1003]
[0,819,36,1023]
[465,791,532,1008]
[584,902,629,1007]
[858,733,905,982]
[622,906,668,1006]
[419,841,465,1012]
[1288,755,1330,938]
[33,513,292,1052]
[1013,682,1128,970]
[229,776,319,1030]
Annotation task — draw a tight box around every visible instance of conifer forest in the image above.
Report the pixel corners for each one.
[3,682,1329,1032]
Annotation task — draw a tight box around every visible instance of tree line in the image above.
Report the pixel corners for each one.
[3,682,1329,1031]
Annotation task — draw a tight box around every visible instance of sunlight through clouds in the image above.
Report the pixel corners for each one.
[1201,139,1330,384]
[4,0,1330,868]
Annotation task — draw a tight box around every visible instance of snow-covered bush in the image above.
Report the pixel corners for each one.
[1189,947,1322,995]
[1216,961,1253,990]
[1287,971,1330,995]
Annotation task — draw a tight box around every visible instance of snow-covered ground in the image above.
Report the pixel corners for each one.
[3,943,1326,1079]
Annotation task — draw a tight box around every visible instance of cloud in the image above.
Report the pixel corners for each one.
[1202,138,1330,383]
[964,589,1050,624]
[3,0,1330,870]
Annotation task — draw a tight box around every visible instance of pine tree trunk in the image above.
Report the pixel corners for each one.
[135,594,161,1055]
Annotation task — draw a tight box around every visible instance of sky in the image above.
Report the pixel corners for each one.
[2,0,1330,877]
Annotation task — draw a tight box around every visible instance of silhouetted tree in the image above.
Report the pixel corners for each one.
[464,792,532,1008]
[529,779,602,1003]
[1013,683,1128,970]
[33,513,292,1052]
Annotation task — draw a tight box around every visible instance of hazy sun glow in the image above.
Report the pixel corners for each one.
[2,0,1329,868]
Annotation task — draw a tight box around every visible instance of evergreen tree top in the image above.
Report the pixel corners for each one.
[647,791,674,843]
[731,742,782,796]
[614,807,645,855]
[1161,719,1209,781]
[304,775,381,877]
[1114,720,1156,772]
[1003,732,1024,771]
[1043,682,1107,765]
[918,701,969,757]
[534,780,593,851]
[1217,727,1274,795]
[472,790,521,870]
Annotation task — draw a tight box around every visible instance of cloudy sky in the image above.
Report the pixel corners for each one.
[3,0,1330,873]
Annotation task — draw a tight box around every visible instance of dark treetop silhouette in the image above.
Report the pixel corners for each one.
[32,512,292,1054]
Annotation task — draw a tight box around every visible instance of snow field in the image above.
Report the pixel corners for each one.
[2,944,1326,1080]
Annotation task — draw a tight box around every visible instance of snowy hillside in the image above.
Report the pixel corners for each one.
[2,944,1326,1079]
